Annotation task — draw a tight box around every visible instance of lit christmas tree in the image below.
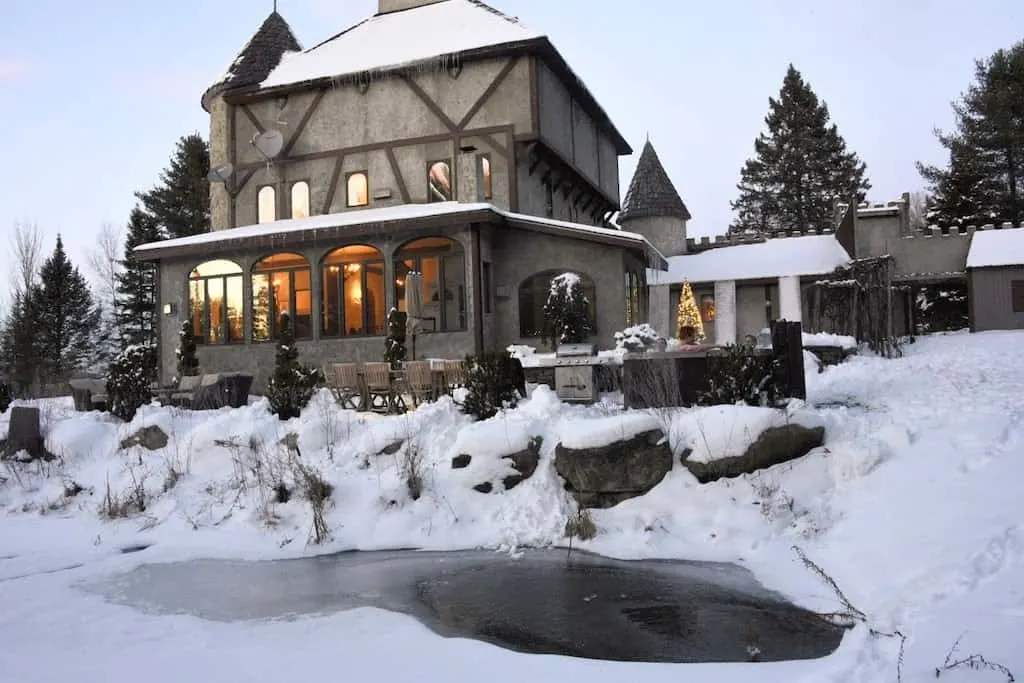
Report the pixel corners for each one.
[676,280,705,343]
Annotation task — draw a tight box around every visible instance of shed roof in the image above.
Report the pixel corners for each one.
[966,227,1024,269]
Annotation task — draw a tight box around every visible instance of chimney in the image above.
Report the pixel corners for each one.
[378,0,446,14]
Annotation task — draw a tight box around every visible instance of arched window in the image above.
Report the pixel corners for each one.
[346,172,368,207]
[291,181,310,219]
[478,155,492,200]
[252,253,312,341]
[189,260,244,345]
[428,161,452,202]
[396,237,466,332]
[518,270,596,338]
[322,245,385,337]
[257,186,276,223]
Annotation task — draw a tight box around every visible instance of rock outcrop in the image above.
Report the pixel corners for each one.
[683,424,825,483]
[554,429,672,509]
[119,424,170,452]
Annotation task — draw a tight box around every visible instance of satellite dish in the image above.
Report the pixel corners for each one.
[252,129,284,160]
[207,163,234,183]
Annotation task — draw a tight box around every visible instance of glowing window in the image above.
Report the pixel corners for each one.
[428,161,452,202]
[346,172,368,207]
[322,245,386,337]
[188,260,244,345]
[257,186,276,223]
[291,181,310,219]
[252,253,312,341]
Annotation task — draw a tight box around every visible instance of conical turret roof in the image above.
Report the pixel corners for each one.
[619,140,691,222]
[202,11,302,111]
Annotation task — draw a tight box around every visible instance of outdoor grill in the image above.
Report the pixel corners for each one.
[553,343,601,403]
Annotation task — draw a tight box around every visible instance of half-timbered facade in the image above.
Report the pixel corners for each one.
[137,0,664,385]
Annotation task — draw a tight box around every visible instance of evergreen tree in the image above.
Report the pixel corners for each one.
[116,207,164,347]
[676,280,705,343]
[106,344,157,422]
[543,273,594,349]
[34,236,101,383]
[266,313,322,420]
[0,289,42,395]
[918,41,1024,226]
[137,133,211,239]
[730,65,870,236]
[176,320,200,378]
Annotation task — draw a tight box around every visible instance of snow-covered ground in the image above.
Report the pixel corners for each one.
[1,330,1022,682]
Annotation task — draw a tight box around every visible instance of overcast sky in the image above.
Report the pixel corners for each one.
[1,0,1022,291]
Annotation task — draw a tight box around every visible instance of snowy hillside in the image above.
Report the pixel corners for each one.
[1,330,1022,682]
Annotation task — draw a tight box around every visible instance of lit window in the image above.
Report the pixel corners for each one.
[625,270,643,326]
[701,295,716,322]
[257,186,276,223]
[346,172,368,207]
[291,181,310,219]
[396,237,466,332]
[478,156,492,200]
[322,245,386,337]
[189,260,244,345]
[428,161,452,202]
[518,270,596,338]
[252,253,312,341]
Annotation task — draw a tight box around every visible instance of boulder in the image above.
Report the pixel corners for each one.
[500,436,542,490]
[473,482,494,494]
[120,425,169,451]
[451,453,472,469]
[683,424,825,483]
[554,429,672,509]
[5,406,45,461]
[378,440,404,456]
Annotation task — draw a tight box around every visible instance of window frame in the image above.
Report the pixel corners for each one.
[188,260,244,346]
[345,171,369,208]
[251,253,313,342]
[482,261,493,315]
[518,270,597,338]
[257,185,277,224]
[321,245,386,338]
[290,180,311,219]
[396,237,467,333]
[427,159,453,203]
[477,154,493,201]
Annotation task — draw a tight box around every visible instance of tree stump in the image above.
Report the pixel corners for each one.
[5,406,44,461]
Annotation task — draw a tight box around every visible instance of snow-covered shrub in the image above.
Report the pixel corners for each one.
[614,323,664,353]
[383,308,407,368]
[699,345,783,407]
[460,351,519,421]
[106,343,157,422]
[266,313,323,421]
[543,272,593,348]
[175,320,199,378]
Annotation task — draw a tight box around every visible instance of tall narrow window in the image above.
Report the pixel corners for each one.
[544,179,554,218]
[257,186,276,223]
[482,261,493,314]
[189,260,244,345]
[252,253,312,341]
[396,237,466,332]
[322,245,386,337]
[291,181,310,219]
[346,172,368,207]
[428,161,452,202]
[478,155,492,200]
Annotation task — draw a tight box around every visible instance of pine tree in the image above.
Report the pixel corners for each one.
[918,41,1024,226]
[176,320,200,378]
[543,273,594,349]
[0,289,42,395]
[676,280,705,343]
[730,65,870,236]
[34,236,101,383]
[137,133,211,239]
[266,313,322,420]
[116,207,164,347]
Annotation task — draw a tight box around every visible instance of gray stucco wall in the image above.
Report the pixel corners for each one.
[970,266,1024,331]
[856,213,972,277]
[619,215,687,258]
[214,57,531,230]
[515,162,602,226]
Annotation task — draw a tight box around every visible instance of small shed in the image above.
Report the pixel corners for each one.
[966,227,1024,332]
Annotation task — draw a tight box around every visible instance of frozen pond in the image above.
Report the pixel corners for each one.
[87,548,844,663]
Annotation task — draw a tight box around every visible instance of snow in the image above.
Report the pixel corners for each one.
[649,234,851,285]
[134,202,649,255]
[261,0,544,89]
[3,330,1024,682]
[966,226,1024,268]
[802,332,858,350]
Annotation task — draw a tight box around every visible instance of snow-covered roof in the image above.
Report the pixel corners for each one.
[261,0,542,89]
[966,227,1024,269]
[134,202,664,267]
[648,234,851,285]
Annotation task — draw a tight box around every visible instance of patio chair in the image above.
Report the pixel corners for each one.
[442,359,467,394]
[403,361,435,407]
[362,362,397,414]
[330,363,362,410]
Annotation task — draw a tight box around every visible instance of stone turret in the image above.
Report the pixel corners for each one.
[617,140,691,257]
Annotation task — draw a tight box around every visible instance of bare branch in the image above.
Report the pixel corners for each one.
[9,221,43,294]
[86,222,123,306]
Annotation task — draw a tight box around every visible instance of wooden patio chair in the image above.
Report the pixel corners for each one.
[362,362,397,414]
[442,359,467,394]
[330,363,361,410]
[403,361,435,407]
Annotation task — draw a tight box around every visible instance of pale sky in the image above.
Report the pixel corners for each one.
[1,0,1022,289]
